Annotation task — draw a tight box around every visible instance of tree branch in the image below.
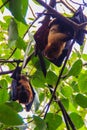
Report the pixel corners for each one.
[46,85,76,130]
[36,0,87,30]
[0,70,14,75]
[0,59,23,64]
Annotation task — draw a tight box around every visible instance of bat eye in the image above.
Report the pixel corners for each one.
[49,44,58,52]
[52,46,58,51]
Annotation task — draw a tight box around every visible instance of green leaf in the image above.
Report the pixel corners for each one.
[68,59,82,77]
[16,37,26,50]
[45,113,62,130]
[78,71,87,92]
[8,18,18,41]
[8,18,18,48]
[31,70,46,88]
[13,48,21,59]
[60,86,73,98]
[61,98,69,110]
[5,101,23,112]
[34,116,47,130]
[9,0,28,23]
[0,79,9,103]
[70,112,84,129]
[32,0,41,5]
[21,0,28,17]
[70,81,79,92]
[75,94,87,108]
[0,103,23,126]
[46,71,57,85]
[82,54,87,61]
[17,22,28,38]
[0,0,3,6]
[0,0,4,12]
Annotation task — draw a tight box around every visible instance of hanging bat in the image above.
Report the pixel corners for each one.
[34,6,87,73]
[11,66,35,111]
[43,6,87,64]
[34,0,56,76]
[43,22,72,60]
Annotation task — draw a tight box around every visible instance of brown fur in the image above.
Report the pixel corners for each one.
[17,75,33,104]
[43,24,67,60]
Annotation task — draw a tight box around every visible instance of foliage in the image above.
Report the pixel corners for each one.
[0,0,87,130]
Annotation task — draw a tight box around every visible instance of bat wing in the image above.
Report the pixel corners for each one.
[71,6,87,45]
[25,84,35,111]
[11,79,18,101]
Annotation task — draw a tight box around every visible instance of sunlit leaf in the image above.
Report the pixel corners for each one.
[60,86,73,98]
[13,48,21,59]
[82,54,87,61]
[0,79,9,103]
[17,22,28,37]
[0,0,4,12]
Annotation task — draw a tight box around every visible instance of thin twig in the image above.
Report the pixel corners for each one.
[61,0,76,13]
[0,0,10,9]
[29,4,36,18]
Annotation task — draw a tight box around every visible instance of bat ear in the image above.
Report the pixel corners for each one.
[48,18,57,28]
[48,18,58,28]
